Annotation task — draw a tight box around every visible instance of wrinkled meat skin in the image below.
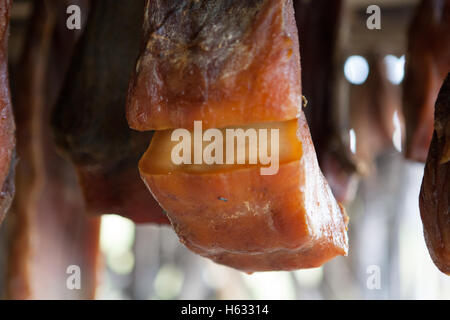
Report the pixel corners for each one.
[6,0,100,299]
[0,161,14,223]
[294,0,357,203]
[419,73,450,275]
[52,0,168,224]
[0,0,15,224]
[403,0,450,162]
[127,0,301,130]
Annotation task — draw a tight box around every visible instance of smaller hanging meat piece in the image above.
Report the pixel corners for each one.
[52,0,167,224]
[419,73,450,275]
[403,0,450,162]
[0,0,15,225]
[127,0,301,131]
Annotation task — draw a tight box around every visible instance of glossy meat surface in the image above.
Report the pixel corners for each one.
[140,115,349,272]
[419,73,450,275]
[403,0,450,162]
[52,0,168,224]
[127,0,301,130]
[0,0,15,224]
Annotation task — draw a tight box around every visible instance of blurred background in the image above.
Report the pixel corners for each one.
[0,0,449,299]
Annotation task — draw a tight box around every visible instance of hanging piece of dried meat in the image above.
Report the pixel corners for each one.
[293,0,359,203]
[419,73,450,275]
[0,0,15,225]
[52,0,168,224]
[6,0,100,299]
[129,0,348,272]
[127,0,301,131]
[403,0,450,162]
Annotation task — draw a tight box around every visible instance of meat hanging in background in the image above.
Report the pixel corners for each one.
[0,0,16,225]
[403,0,450,162]
[5,0,100,299]
[293,0,359,204]
[129,0,348,273]
[347,53,404,175]
[52,0,168,224]
[419,73,450,275]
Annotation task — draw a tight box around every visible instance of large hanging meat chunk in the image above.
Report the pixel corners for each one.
[419,73,450,275]
[52,0,167,224]
[0,0,15,224]
[127,0,301,131]
[140,116,349,272]
[403,0,450,162]
[6,0,100,299]
[130,0,348,272]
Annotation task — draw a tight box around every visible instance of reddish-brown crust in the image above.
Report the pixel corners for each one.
[0,0,15,224]
[140,114,348,272]
[77,167,168,224]
[127,0,301,130]
[419,74,450,275]
[403,0,450,162]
